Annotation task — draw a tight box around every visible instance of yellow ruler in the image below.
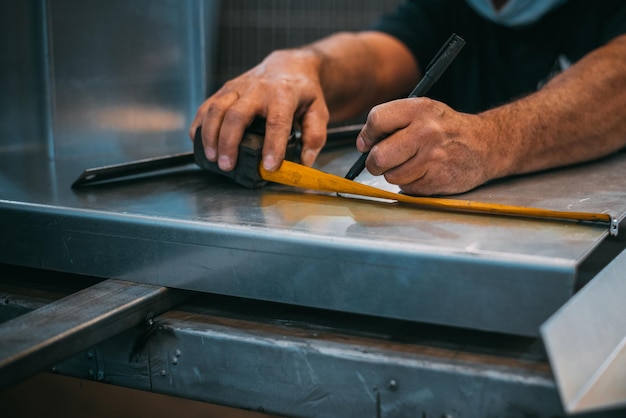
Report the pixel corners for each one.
[260,160,614,229]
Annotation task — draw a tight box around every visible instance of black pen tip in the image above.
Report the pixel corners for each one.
[344,152,369,181]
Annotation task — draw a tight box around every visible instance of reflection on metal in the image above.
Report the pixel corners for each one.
[0,0,217,160]
[261,160,614,230]
[4,148,626,337]
[0,279,188,390]
[94,106,186,132]
[541,249,626,414]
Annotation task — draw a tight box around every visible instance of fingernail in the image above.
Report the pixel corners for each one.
[218,155,232,171]
[302,148,318,166]
[263,154,277,171]
[204,146,216,161]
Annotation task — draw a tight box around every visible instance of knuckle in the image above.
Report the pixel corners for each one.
[222,107,248,125]
[368,146,388,170]
[303,129,326,149]
[367,106,383,127]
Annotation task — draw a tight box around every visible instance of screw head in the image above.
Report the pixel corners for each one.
[387,379,398,391]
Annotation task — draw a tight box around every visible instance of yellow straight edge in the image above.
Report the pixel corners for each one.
[260,161,613,226]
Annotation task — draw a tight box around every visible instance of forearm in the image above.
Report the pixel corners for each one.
[482,34,626,179]
[300,31,419,121]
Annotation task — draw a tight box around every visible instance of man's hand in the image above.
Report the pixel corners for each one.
[357,97,498,196]
[189,32,420,174]
[358,34,626,197]
[189,49,330,172]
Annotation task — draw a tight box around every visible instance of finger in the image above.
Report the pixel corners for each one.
[356,100,412,152]
[397,167,451,196]
[196,91,240,163]
[365,129,419,176]
[261,103,300,171]
[217,98,260,171]
[379,149,429,186]
[189,100,210,140]
[298,102,329,166]
[389,150,463,196]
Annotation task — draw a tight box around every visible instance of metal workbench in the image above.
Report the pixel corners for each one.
[3,143,626,336]
[1,138,626,417]
[3,1,626,415]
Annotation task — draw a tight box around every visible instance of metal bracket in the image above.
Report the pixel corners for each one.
[541,248,626,414]
[611,216,619,237]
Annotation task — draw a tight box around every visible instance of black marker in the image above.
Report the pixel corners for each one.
[344,33,465,181]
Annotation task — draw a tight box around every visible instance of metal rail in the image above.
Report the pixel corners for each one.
[0,278,188,390]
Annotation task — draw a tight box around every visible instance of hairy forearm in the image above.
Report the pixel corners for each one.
[482,34,626,179]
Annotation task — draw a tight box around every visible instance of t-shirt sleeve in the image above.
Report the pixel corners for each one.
[602,0,626,43]
[369,0,473,71]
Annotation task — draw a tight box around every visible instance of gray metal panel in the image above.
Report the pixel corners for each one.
[0,0,217,160]
[2,145,626,336]
[5,268,626,417]
[47,0,214,159]
[0,281,565,418]
[147,314,561,418]
[541,249,626,414]
[0,0,50,150]
[0,202,575,337]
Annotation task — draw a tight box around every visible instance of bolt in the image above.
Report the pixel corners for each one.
[175,349,181,357]
[160,369,167,376]
[388,379,398,391]
[172,357,178,365]
[86,351,94,359]
[96,370,104,381]
[88,369,94,377]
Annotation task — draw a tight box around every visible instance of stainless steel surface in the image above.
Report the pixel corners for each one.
[5,270,626,417]
[3,2,626,415]
[0,279,567,418]
[127,306,560,418]
[0,0,217,160]
[541,249,626,414]
[0,278,188,390]
[0,1,49,151]
[3,0,626,338]
[2,142,626,337]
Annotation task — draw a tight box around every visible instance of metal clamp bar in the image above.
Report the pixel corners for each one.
[0,279,189,390]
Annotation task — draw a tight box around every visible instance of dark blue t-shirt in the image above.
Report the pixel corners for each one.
[371,0,626,113]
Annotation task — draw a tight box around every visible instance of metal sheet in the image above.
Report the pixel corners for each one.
[541,249,626,414]
[0,0,217,160]
[1,145,626,336]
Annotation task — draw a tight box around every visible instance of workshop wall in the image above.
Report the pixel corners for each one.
[212,0,401,94]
